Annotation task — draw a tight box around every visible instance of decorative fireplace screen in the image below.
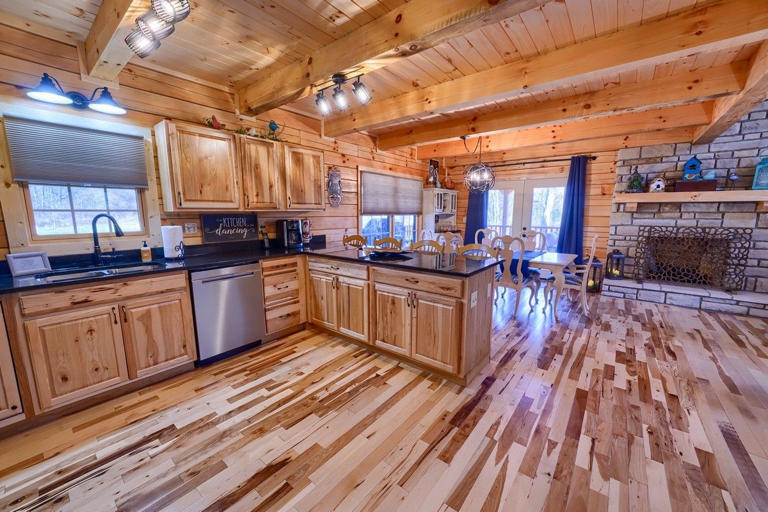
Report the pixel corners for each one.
[633,226,751,291]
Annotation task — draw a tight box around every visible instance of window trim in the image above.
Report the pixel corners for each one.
[0,106,162,257]
[23,184,149,241]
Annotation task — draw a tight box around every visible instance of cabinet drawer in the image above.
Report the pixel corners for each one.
[307,258,367,279]
[266,299,302,333]
[263,271,300,304]
[261,256,299,275]
[372,268,463,298]
[19,272,188,316]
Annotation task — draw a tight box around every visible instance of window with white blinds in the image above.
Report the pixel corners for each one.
[360,170,422,215]
[3,117,148,188]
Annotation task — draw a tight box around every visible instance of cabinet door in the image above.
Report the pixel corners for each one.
[284,146,324,210]
[121,292,197,379]
[0,307,22,422]
[24,305,129,411]
[309,271,337,330]
[168,122,240,209]
[411,292,461,374]
[372,283,411,356]
[239,136,281,209]
[337,276,369,343]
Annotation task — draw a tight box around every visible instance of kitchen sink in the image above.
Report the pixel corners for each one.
[35,263,164,284]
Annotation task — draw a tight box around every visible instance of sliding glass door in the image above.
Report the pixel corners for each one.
[486,178,566,250]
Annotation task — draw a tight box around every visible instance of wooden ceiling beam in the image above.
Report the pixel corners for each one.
[693,40,768,144]
[326,0,768,138]
[235,0,548,115]
[377,62,746,150]
[416,103,711,158]
[82,0,149,82]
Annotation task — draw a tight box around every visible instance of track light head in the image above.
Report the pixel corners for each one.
[332,86,348,110]
[151,0,191,23]
[352,77,371,105]
[125,27,160,58]
[316,91,332,116]
[137,11,175,40]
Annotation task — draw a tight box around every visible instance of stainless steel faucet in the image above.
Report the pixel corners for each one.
[92,213,125,265]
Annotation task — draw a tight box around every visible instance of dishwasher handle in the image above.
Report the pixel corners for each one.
[199,270,259,284]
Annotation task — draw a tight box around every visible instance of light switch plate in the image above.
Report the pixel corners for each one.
[184,222,198,234]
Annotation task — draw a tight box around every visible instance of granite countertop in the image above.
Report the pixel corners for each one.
[0,244,499,294]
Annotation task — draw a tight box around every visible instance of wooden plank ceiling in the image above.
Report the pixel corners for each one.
[0,0,766,155]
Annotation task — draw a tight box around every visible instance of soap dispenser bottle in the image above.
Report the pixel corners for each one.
[140,241,152,262]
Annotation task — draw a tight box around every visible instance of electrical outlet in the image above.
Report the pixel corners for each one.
[184,222,198,234]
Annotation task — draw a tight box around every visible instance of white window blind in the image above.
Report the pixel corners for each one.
[3,117,148,188]
[360,170,422,215]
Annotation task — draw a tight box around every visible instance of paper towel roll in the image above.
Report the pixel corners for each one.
[162,225,184,259]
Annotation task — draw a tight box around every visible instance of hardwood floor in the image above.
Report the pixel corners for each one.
[0,293,767,511]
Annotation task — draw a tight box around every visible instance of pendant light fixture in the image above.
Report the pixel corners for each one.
[314,73,372,116]
[25,73,127,115]
[125,0,191,58]
[462,136,495,192]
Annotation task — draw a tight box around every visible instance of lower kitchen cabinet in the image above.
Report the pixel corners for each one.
[309,271,337,330]
[24,305,129,411]
[336,276,368,342]
[121,292,196,379]
[410,292,461,373]
[372,283,411,356]
[262,257,305,335]
[0,307,22,423]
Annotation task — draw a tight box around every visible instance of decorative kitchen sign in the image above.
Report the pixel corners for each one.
[201,214,259,243]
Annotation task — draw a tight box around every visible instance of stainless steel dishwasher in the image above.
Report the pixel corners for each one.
[191,263,266,363]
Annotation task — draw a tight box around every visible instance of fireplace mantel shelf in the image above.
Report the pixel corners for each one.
[614,190,768,211]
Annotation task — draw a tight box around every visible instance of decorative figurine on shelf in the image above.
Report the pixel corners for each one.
[265,120,285,141]
[682,156,703,181]
[752,157,768,190]
[426,159,441,187]
[728,171,741,190]
[327,168,343,207]
[649,175,667,192]
[626,166,644,193]
[204,115,226,130]
[247,127,258,137]
[301,218,312,245]
[443,164,455,190]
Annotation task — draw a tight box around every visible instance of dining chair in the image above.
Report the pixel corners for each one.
[457,243,496,259]
[411,239,443,253]
[343,234,366,248]
[521,229,547,251]
[419,229,435,241]
[474,228,498,247]
[439,233,463,254]
[543,234,599,315]
[374,237,402,250]
[491,236,537,314]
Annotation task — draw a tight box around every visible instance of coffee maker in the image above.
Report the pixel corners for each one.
[276,219,303,248]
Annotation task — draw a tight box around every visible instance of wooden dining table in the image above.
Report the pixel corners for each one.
[528,252,578,318]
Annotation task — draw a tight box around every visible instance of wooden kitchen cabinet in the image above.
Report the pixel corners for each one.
[309,271,337,329]
[155,120,241,211]
[121,292,196,379]
[239,136,281,210]
[336,276,368,343]
[372,283,411,357]
[0,307,22,424]
[411,292,461,373]
[24,305,129,411]
[262,257,305,335]
[284,145,324,210]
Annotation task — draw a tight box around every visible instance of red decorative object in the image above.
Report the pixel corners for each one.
[205,115,226,130]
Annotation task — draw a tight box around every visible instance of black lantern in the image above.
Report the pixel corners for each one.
[587,259,603,292]
[606,250,625,280]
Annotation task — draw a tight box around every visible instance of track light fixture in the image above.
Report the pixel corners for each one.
[125,0,191,58]
[26,73,127,115]
[314,73,372,116]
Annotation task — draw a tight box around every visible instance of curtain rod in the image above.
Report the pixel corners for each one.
[485,155,597,168]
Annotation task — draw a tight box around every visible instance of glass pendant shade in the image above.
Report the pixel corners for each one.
[137,11,175,40]
[125,27,161,58]
[333,86,348,110]
[151,0,191,23]
[352,78,371,105]
[26,73,72,105]
[463,162,495,192]
[88,88,127,115]
[316,92,332,116]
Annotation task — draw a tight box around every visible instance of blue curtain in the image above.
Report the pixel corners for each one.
[556,156,588,263]
[464,190,488,245]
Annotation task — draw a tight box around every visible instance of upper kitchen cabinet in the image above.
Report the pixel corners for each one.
[238,136,281,210]
[155,120,241,211]
[284,145,325,210]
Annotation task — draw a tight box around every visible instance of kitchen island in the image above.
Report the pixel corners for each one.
[304,249,498,384]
